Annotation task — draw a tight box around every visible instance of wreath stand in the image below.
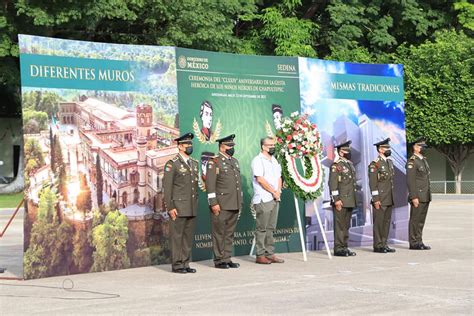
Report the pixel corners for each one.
[249,196,332,261]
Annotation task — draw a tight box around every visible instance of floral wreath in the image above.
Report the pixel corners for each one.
[275,112,324,201]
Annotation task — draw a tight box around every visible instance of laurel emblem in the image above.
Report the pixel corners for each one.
[178,55,187,68]
[265,120,274,138]
[193,117,222,144]
[199,173,207,192]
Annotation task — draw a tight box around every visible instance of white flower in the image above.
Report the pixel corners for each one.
[290,111,299,118]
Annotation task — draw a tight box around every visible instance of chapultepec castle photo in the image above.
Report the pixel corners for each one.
[27,96,179,221]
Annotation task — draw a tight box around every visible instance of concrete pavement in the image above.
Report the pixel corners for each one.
[0,197,473,315]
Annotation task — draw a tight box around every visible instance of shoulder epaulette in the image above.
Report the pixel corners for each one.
[172,156,179,162]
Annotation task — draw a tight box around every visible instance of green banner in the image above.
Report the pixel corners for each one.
[176,48,304,260]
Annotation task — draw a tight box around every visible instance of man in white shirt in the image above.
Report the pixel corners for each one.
[251,137,284,264]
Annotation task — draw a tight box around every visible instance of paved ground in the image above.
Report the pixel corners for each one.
[0,208,23,278]
[0,196,473,315]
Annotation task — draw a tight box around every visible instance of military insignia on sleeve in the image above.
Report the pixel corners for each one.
[331,165,337,172]
[165,162,172,172]
[408,164,413,168]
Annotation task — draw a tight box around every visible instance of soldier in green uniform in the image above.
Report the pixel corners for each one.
[407,137,432,250]
[369,138,396,253]
[205,134,243,269]
[329,140,357,257]
[163,132,199,274]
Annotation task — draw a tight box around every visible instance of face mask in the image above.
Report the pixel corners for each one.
[344,152,352,161]
[185,146,193,155]
[268,147,276,155]
[384,149,392,157]
[225,147,235,156]
[420,145,427,154]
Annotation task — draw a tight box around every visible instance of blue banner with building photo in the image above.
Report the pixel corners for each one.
[298,57,408,251]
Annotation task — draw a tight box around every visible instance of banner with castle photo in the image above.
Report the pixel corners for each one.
[18,35,179,279]
[298,57,408,251]
[175,48,304,260]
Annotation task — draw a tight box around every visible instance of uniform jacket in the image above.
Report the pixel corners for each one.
[406,154,432,202]
[329,157,357,208]
[205,152,243,211]
[163,154,199,217]
[368,156,395,206]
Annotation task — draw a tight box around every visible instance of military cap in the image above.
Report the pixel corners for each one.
[217,134,235,146]
[200,151,215,162]
[272,104,283,114]
[373,137,391,148]
[335,140,352,151]
[408,137,426,148]
[174,132,194,144]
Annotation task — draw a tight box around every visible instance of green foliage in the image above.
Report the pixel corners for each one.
[24,190,74,279]
[23,244,48,279]
[23,109,48,134]
[51,134,68,200]
[397,30,473,145]
[454,0,474,31]
[149,242,171,265]
[397,29,473,191]
[24,137,45,187]
[90,210,130,272]
[22,91,63,118]
[259,6,317,57]
[325,46,376,64]
[37,186,57,223]
[0,192,24,208]
[91,207,104,228]
[131,247,151,267]
[72,229,93,273]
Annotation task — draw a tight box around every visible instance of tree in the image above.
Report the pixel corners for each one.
[23,109,48,133]
[90,210,130,272]
[76,173,92,216]
[95,154,103,206]
[397,30,473,193]
[454,0,474,32]
[237,0,317,57]
[49,127,55,172]
[174,113,179,128]
[24,138,45,188]
[72,229,93,273]
[24,187,74,279]
[24,138,45,168]
[37,187,58,223]
[51,134,68,199]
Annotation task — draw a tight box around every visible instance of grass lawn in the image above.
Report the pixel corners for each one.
[0,192,24,209]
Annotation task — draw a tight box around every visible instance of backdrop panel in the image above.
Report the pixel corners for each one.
[19,35,178,279]
[298,58,408,250]
[176,48,304,259]
[17,36,305,279]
